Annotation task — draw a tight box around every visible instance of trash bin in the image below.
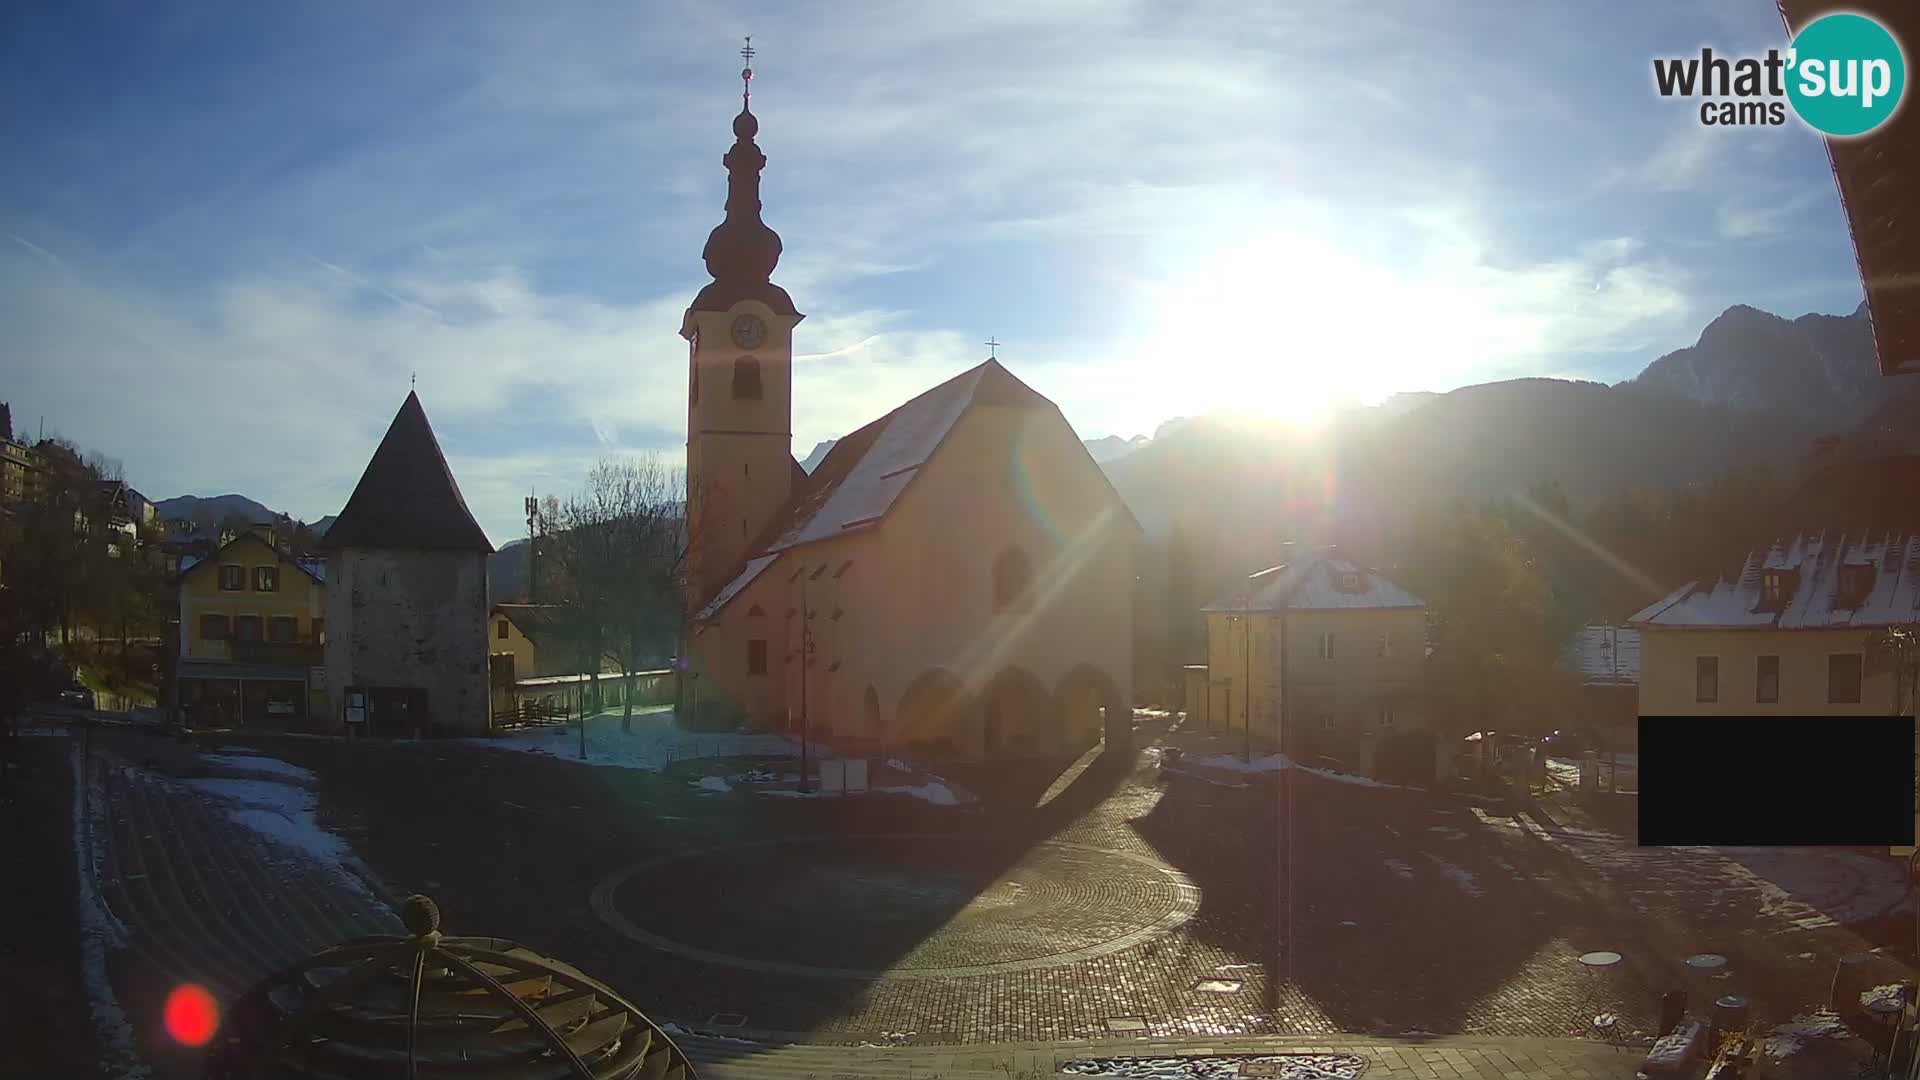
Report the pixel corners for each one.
[1710,994,1750,1047]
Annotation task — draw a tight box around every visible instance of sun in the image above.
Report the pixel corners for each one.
[1128,230,1405,424]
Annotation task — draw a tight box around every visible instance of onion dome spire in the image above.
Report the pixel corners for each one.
[700,36,783,290]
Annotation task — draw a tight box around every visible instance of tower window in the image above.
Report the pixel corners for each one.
[732,356,763,399]
[690,363,699,404]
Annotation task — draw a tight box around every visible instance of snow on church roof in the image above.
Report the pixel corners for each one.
[695,553,778,622]
[694,358,1140,622]
[765,360,1031,553]
[1629,532,1920,629]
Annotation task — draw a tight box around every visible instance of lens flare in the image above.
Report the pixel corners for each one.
[163,983,219,1047]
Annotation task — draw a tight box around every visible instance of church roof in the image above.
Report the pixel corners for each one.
[695,358,1140,619]
[323,391,494,553]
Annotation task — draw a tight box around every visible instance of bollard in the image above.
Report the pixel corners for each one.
[1659,989,1688,1037]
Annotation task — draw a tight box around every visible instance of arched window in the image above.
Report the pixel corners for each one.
[732,356,763,399]
[689,362,699,404]
[992,547,1031,614]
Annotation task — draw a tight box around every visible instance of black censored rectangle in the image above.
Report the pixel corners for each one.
[1637,716,1914,847]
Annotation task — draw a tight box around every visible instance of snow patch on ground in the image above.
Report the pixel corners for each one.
[70,746,152,1078]
[876,781,964,806]
[691,775,733,794]
[1176,752,1414,790]
[463,709,829,772]
[1383,858,1416,881]
[1422,853,1486,898]
[183,776,384,908]
[1773,1009,1851,1041]
[203,751,316,782]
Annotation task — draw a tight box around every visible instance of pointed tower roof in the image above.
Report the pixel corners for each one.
[323,391,494,552]
[688,40,799,318]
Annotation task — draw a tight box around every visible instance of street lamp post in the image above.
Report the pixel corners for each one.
[788,565,817,791]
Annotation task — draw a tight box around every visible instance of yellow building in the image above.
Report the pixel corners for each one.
[1629,533,1918,718]
[1200,550,1430,773]
[683,76,1138,760]
[175,525,328,728]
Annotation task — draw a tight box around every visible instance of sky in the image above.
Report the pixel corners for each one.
[0,0,1872,546]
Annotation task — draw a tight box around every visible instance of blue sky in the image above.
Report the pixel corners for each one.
[0,0,1871,545]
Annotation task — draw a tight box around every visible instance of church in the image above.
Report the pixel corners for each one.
[683,57,1139,760]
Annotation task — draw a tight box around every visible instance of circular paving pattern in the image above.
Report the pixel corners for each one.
[590,834,1201,979]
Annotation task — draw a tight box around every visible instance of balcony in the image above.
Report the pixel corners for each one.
[227,640,324,667]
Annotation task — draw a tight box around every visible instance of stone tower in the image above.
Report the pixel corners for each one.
[680,51,805,612]
[321,391,495,736]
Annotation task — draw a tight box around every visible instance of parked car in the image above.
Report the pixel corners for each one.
[59,685,95,709]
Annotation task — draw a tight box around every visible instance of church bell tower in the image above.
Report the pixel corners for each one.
[681,39,804,612]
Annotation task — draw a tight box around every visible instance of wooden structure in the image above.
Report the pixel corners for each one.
[1778,0,1920,375]
[204,895,695,1080]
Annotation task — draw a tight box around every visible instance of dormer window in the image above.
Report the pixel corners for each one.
[1759,571,1793,612]
[1838,564,1875,609]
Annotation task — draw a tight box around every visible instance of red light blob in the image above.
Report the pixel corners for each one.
[163,983,219,1047]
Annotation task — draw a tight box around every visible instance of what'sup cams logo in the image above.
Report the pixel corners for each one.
[1653,11,1906,137]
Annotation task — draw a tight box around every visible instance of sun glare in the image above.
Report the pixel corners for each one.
[1133,217,1490,427]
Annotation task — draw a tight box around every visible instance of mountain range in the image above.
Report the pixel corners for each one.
[157,299,1894,600]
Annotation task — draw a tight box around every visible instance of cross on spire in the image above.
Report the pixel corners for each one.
[740,36,754,104]
[985,337,1001,359]
[410,370,416,390]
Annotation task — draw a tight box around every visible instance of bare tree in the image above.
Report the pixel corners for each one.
[549,457,687,734]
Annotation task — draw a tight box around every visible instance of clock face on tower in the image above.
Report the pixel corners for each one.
[730,314,768,350]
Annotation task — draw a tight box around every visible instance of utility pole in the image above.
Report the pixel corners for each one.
[525,491,539,603]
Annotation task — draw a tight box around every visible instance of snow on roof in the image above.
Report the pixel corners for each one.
[179,555,200,574]
[1557,625,1641,686]
[696,553,780,622]
[766,362,1016,553]
[1630,532,1920,629]
[1203,553,1427,612]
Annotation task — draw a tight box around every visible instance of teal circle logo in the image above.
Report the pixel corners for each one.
[1786,12,1906,137]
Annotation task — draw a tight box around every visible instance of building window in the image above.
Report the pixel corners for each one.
[690,361,699,405]
[1694,656,1719,703]
[732,356,763,399]
[200,613,230,640]
[268,616,297,643]
[1757,655,1780,704]
[992,547,1031,614]
[1378,631,1393,658]
[312,617,325,645]
[1829,653,1864,704]
[253,565,279,592]
[747,638,768,676]
[1339,572,1361,592]
[497,619,510,640]
[235,615,262,642]
[1378,705,1395,730]
[220,564,246,591]
[1318,632,1336,661]
[1321,713,1337,731]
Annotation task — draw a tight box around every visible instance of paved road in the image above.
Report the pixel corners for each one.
[32,719,1920,1075]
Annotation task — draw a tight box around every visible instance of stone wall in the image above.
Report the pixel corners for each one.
[324,547,490,735]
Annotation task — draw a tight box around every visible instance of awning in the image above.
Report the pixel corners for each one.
[177,660,313,683]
